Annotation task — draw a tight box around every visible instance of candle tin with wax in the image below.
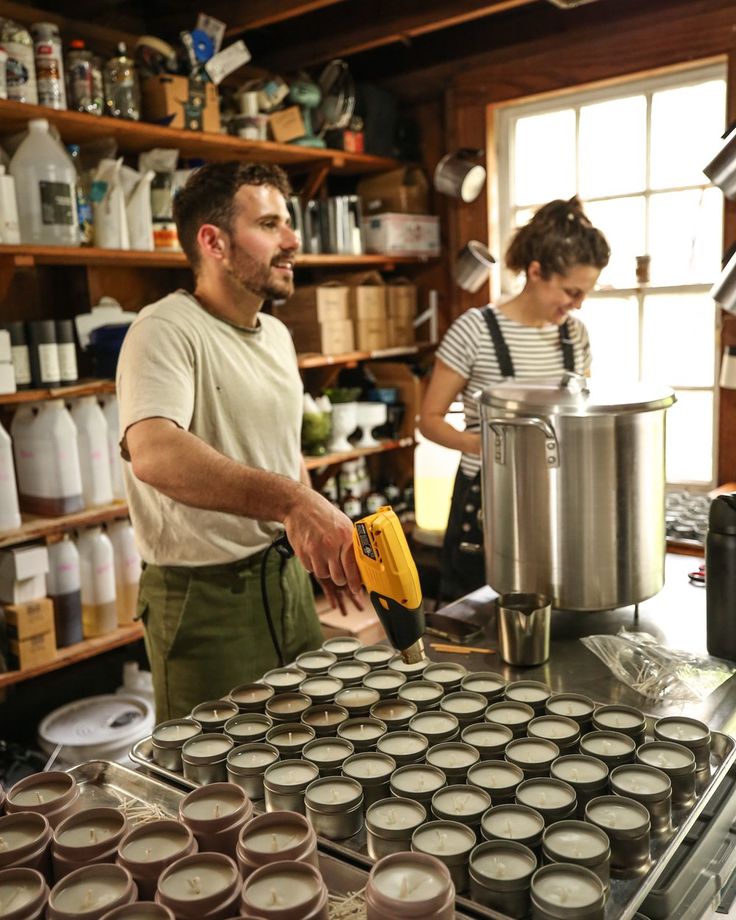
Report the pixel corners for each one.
[300,704,349,737]
[411,819,475,893]
[584,794,651,876]
[527,715,581,755]
[262,667,307,692]
[484,701,535,738]
[240,859,328,920]
[397,680,445,712]
[579,730,636,769]
[610,764,672,833]
[228,682,274,714]
[376,731,428,767]
[304,776,364,840]
[468,840,537,916]
[0,866,49,920]
[505,738,561,778]
[223,713,273,745]
[295,649,337,676]
[336,717,388,752]
[263,759,319,815]
[461,723,513,761]
[431,784,491,837]
[97,904,174,920]
[155,852,241,920]
[636,741,696,807]
[327,660,371,688]
[265,722,316,757]
[504,680,551,714]
[179,782,253,856]
[365,797,427,860]
[515,778,577,825]
[408,711,460,745]
[181,733,233,785]
[389,764,447,808]
[422,662,467,692]
[542,819,611,892]
[189,699,239,733]
[151,720,202,772]
[343,752,397,809]
[364,851,455,920]
[387,654,429,681]
[354,644,395,671]
[439,691,488,727]
[116,819,196,901]
[226,743,280,800]
[363,669,408,700]
[425,741,480,783]
[544,692,596,729]
[592,705,647,745]
[264,692,311,724]
[530,863,606,920]
[6,774,80,832]
[0,811,52,877]
[302,737,355,777]
[467,760,524,805]
[654,716,712,773]
[236,812,318,879]
[480,804,545,850]
[52,807,128,880]
[370,699,418,731]
[461,671,506,703]
[550,755,609,818]
[335,686,381,716]
[46,863,137,920]
[321,636,362,660]
[298,676,343,705]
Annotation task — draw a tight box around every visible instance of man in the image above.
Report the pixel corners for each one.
[117,161,363,722]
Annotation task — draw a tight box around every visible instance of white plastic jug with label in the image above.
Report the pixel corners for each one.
[47,535,83,647]
[0,418,21,531]
[77,525,117,638]
[101,394,125,500]
[108,519,141,625]
[70,395,113,508]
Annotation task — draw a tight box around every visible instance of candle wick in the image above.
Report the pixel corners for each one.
[270,833,278,853]
[90,828,97,843]
[187,876,202,896]
[503,819,513,838]
[492,857,507,879]
[399,875,409,898]
[387,808,396,826]
[214,804,221,818]
[83,888,98,908]
[35,791,44,803]
[145,847,152,859]
[214,709,219,719]
[435,830,447,852]
[269,887,283,906]
[1,888,21,912]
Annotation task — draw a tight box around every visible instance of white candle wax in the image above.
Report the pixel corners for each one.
[0,876,40,912]
[372,703,415,721]
[413,823,474,855]
[365,673,404,690]
[0,820,45,853]
[267,696,308,714]
[506,685,549,703]
[121,830,190,862]
[242,824,307,854]
[410,714,456,735]
[323,638,361,655]
[371,860,446,900]
[529,718,578,740]
[300,677,342,696]
[595,709,644,730]
[469,764,520,788]
[378,734,426,756]
[160,861,233,901]
[551,758,607,784]
[231,685,272,703]
[587,801,647,830]
[182,790,243,821]
[442,695,485,714]
[153,722,200,743]
[388,656,427,674]
[336,689,379,707]
[344,755,394,779]
[306,779,360,806]
[432,787,489,816]
[638,744,693,770]
[424,665,466,683]
[304,740,352,762]
[339,721,384,740]
[613,767,669,796]
[183,737,231,757]
[533,868,601,907]
[399,684,443,702]
[245,869,320,909]
[463,677,505,693]
[56,816,122,848]
[472,848,535,880]
[10,780,69,806]
[269,728,313,745]
[657,719,709,742]
[297,653,335,670]
[192,703,238,722]
[330,663,370,680]
[485,705,531,726]
[265,669,305,687]
[227,720,269,738]
[545,826,608,859]
[462,726,510,747]
[53,874,127,913]
[547,696,594,718]
[517,782,574,810]
[229,749,278,769]
[392,768,445,795]
[483,808,543,839]
[582,734,634,756]
[356,647,394,664]
[368,800,425,830]
[507,740,557,763]
[302,708,344,725]
[426,746,477,769]
[266,763,318,786]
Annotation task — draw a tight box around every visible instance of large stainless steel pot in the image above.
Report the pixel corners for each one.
[476,373,676,611]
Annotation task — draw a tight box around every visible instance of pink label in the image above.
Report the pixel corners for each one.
[57,563,75,573]
[96,563,113,575]
[91,450,104,461]
[19,449,34,459]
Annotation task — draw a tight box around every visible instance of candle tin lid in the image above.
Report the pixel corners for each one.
[528,715,581,745]
[592,704,647,737]
[408,710,460,742]
[531,863,606,916]
[322,636,362,659]
[468,760,524,795]
[542,819,610,866]
[343,752,397,784]
[550,755,609,790]
[189,699,239,729]
[461,722,513,754]
[370,699,418,726]
[295,649,338,675]
[580,730,636,763]
[241,859,327,915]
[0,811,51,858]
[265,692,312,721]
[397,679,445,708]
[366,797,427,840]
[387,654,429,679]
[117,819,194,870]
[470,840,537,891]
[227,742,280,775]
[411,819,475,863]
[238,811,312,857]
[422,662,468,687]
[481,804,545,847]
[426,741,481,774]
[354,644,395,669]
[328,660,372,684]
[431,783,491,822]
[485,700,535,728]
[585,794,651,838]
[505,680,551,706]
[262,667,307,690]
[47,863,135,918]
[610,764,672,803]
[223,712,273,742]
[298,676,343,702]
[505,737,560,772]
[337,717,388,742]
[389,764,447,798]
[264,759,319,793]
[636,741,696,775]
[181,733,233,764]
[440,691,487,719]
[157,853,240,910]
[304,776,363,813]
[515,778,577,818]
[366,852,454,914]
[461,671,507,700]
[0,867,48,920]
[302,737,355,769]
[545,692,596,723]
[228,682,275,712]
[53,806,126,858]
[179,782,250,831]
[97,905,174,920]
[300,704,349,733]
[151,719,202,749]
[376,730,428,760]
[265,722,316,754]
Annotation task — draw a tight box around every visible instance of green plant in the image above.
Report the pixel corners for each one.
[323,386,361,404]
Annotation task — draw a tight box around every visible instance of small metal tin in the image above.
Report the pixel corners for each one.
[342,751,397,808]
[505,738,560,778]
[304,776,364,840]
[544,692,595,730]
[363,669,407,699]
[328,659,372,687]
[263,758,319,815]
[550,755,609,818]
[515,778,577,825]
[397,679,445,712]
[653,716,712,774]
[189,699,239,732]
[365,796,426,859]
[636,741,696,808]
[389,763,447,807]
[226,742,279,800]
[262,666,307,692]
[337,717,388,752]
[228,682,274,713]
[376,730,429,766]
[481,803,545,849]
[431,783,491,836]
[298,675,343,704]
[265,692,312,724]
[223,712,273,745]
[423,661,468,692]
[440,691,488,726]
[370,699,418,730]
[592,704,647,745]
[321,636,362,660]
[485,700,535,738]
[300,703,350,737]
[181,733,233,784]
[461,670,506,702]
[468,760,524,804]
[409,710,460,744]
[461,722,513,760]
[585,794,651,877]
[504,680,551,714]
[542,819,611,892]
[295,649,338,675]
[387,653,429,681]
[335,686,381,716]
[151,719,202,772]
[527,715,581,755]
[579,730,637,768]
[411,819,475,893]
[426,741,480,783]
[354,644,395,671]
[302,737,355,776]
[265,722,316,757]
[469,840,537,916]
[610,764,672,834]
[531,863,606,919]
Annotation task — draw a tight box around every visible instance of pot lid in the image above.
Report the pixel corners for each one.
[476,374,676,416]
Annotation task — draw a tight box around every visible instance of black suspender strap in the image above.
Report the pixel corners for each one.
[559,320,576,372]
[482,306,577,376]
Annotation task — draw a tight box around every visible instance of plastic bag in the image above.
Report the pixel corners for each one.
[580,628,735,703]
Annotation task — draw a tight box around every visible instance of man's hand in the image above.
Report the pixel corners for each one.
[316,577,366,617]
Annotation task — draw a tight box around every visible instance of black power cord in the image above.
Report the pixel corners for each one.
[259,532,294,667]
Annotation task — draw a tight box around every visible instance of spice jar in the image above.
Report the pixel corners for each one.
[542,819,611,892]
[484,701,535,738]
[363,670,407,700]
[411,819,474,893]
[515,778,576,825]
[240,860,328,920]
[370,699,417,730]
[364,852,455,920]
[190,699,239,733]
[461,671,506,702]
[636,741,696,808]
[527,715,581,755]
[179,783,253,857]
[263,760,319,815]
[224,713,273,745]
[389,764,446,808]
[365,797,427,860]
[505,738,560,778]
[467,761,524,805]
[265,693,311,724]
[342,753,396,809]
[430,784,491,838]
[52,807,128,880]
[151,720,202,773]
[334,687,380,716]
[328,660,371,688]
[354,645,395,671]
[302,738,354,777]
[550,755,609,818]
[530,864,606,920]
[6,773,80,829]
[47,863,137,920]
[504,680,551,714]
[422,662,467,693]
[397,680,444,712]
[300,704,349,737]
[426,742,480,783]
[469,840,536,916]
[0,866,49,920]
[228,682,274,714]
[99,904,174,920]
[262,668,307,693]
[609,764,672,834]
[304,776,364,840]
[377,731,428,767]
[480,804,545,851]
[592,705,647,745]
[181,734,233,785]
[0,812,52,878]
[156,853,241,920]
[545,693,595,730]
[461,723,513,760]
[408,711,459,745]
[298,676,343,705]
[584,795,651,877]
[653,717,711,774]
[579,731,636,769]
[321,636,362,660]
[236,812,318,879]
[295,650,337,676]
[226,743,280,801]
[336,717,388,752]
[116,819,197,901]
[265,722,316,758]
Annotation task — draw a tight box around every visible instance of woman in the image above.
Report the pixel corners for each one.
[419,197,610,603]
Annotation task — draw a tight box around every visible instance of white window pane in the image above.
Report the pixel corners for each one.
[514,110,576,206]
[579,96,647,198]
[584,197,646,289]
[666,390,714,484]
[642,292,716,387]
[648,188,723,285]
[578,295,639,382]
[651,79,727,189]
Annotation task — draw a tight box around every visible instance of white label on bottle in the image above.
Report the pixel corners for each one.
[57,342,78,382]
[2,42,37,104]
[39,181,75,227]
[11,345,31,385]
[38,342,60,383]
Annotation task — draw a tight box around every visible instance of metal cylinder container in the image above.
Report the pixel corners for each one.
[530,863,606,919]
[365,796,427,860]
[609,764,672,834]
[636,741,696,808]
[304,776,364,840]
[541,819,611,892]
[585,794,651,877]
[469,840,536,916]
[226,742,280,800]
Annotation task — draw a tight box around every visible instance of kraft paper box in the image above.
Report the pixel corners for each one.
[317,592,387,646]
[268,106,306,143]
[8,630,57,671]
[387,280,418,318]
[0,546,49,604]
[142,75,220,133]
[342,271,387,322]
[357,167,429,215]
[362,213,441,257]
[387,317,415,347]
[4,597,55,641]
[287,319,355,356]
[355,319,388,352]
[274,282,350,323]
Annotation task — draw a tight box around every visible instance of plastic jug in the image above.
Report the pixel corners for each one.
[706,493,736,661]
[70,395,113,507]
[107,519,141,625]
[413,405,464,536]
[11,400,84,516]
[10,118,80,246]
[0,418,21,531]
[77,525,117,638]
[47,535,83,647]
[101,394,125,500]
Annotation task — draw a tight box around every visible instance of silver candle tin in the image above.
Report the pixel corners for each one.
[354,644,395,671]
[579,730,637,768]
[550,755,609,818]
[584,794,651,877]
[228,682,275,713]
[265,721,316,757]
[542,818,611,892]
[262,666,307,692]
[397,679,445,712]
[327,659,372,687]
[302,737,355,776]
[484,701,535,738]
[592,704,647,745]
[342,751,397,808]
[263,758,319,814]
[370,699,418,730]
[295,649,338,675]
[336,717,388,752]
[422,661,468,692]
[300,703,350,737]
[365,795,427,859]
[334,686,381,716]
[408,710,460,744]
[151,718,202,772]
[531,863,606,919]
[653,716,712,774]
[411,818,475,893]
[224,712,273,745]
[504,680,552,714]
[389,763,447,807]
[636,741,696,808]
[265,692,312,724]
[480,803,545,850]
[321,636,363,660]
[505,738,560,778]
[468,760,524,804]
[440,691,488,726]
[387,653,429,681]
[189,699,239,732]
[515,778,577,825]
[544,692,596,730]
[181,733,233,784]
[304,775,364,840]
[425,741,481,783]
[431,783,491,836]
[461,670,507,702]
[362,668,407,700]
[527,715,581,755]
[461,722,513,760]
[469,840,537,916]
[226,742,280,800]
[376,730,429,766]
[298,675,344,704]
[610,764,672,834]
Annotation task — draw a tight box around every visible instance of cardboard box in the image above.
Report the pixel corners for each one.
[387,280,418,319]
[365,361,424,439]
[362,213,441,257]
[317,591,387,645]
[355,320,388,352]
[4,597,54,641]
[142,75,220,133]
[274,283,350,324]
[387,317,415,348]
[0,546,49,604]
[347,271,387,321]
[8,629,57,671]
[268,106,306,143]
[287,319,355,356]
[357,167,429,215]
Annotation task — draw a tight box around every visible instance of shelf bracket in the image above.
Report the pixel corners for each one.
[300,163,331,203]
[0,253,33,302]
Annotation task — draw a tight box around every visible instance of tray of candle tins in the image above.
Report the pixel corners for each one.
[129,735,200,790]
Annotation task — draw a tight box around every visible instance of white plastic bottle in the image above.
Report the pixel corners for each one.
[0,418,21,531]
[71,395,113,508]
[0,166,21,244]
[77,525,117,638]
[108,519,141,625]
[10,118,80,246]
[101,395,125,500]
[47,535,83,647]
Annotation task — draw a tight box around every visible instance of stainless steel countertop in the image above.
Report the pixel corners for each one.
[431,553,736,735]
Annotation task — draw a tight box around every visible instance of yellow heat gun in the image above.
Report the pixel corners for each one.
[353,506,426,664]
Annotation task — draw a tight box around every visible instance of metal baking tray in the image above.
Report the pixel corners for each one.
[129,736,198,790]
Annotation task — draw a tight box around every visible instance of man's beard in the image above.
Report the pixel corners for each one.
[225,248,294,300]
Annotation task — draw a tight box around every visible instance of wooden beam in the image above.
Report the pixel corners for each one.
[0,1,140,53]
[225,0,350,35]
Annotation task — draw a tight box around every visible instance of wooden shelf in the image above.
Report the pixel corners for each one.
[0,622,144,689]
[0,379,115,406]
[303,437,414,470]
[0,502,129,550]
[0,98,398,175]
[298,343,434,369]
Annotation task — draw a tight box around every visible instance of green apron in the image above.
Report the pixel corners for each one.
[136,551,322,722]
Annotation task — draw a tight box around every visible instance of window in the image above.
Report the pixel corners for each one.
[495,65,726,487]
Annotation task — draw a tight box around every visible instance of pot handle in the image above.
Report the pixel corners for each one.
[560,371,589,394]
[485,416,559,467]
